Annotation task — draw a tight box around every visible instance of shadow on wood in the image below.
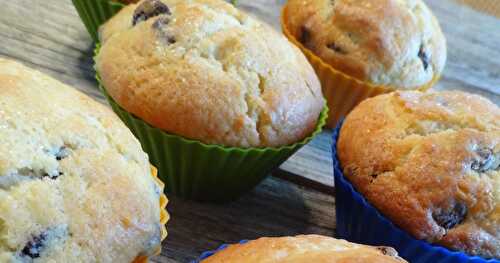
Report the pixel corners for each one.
[154,176,336,262]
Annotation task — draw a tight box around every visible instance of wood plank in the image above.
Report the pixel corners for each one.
[0,1,498,262]
[0,0,498,191]
[455,0,500,18]
[151,176,336,262]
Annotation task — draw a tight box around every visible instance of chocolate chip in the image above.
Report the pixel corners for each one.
[41,171,63,180]
[376,246,398,257]
[166,36,176,44]
[471,148,497,172]
[55,146,69,161]
[299,26,311,45]
[418,44,429,70]
[20,226,68,259]
[21,232,48,258]
[433,202,467,230]
[133,0,171,26]
[153,17,176,45]
[327,42,346,54]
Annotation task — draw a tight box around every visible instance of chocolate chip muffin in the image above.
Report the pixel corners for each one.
[338,91,499,258]
[201,235,407,262]
[96,0,324,147]
[284,0,447,88]
[0,59,167,262]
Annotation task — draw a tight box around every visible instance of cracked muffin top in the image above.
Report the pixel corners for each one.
[337,91,500,258]
[96,0,324,148]
[201,235,407,262]
[0,59,165,262]
[284,0,447,88]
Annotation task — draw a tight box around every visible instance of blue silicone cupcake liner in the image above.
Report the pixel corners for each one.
[192,240,248,263]
[332,122,499,263]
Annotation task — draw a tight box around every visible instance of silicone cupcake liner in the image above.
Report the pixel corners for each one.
[192,240,248,263]
[332,123,499,263]
[72,0,125,42]
[94,44,327,201]
[104,88,326,201]
[134,166,169,263]
[281,6,439,128]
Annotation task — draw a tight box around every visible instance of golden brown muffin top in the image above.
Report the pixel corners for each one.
[0,59,164,262]
[96,0,324,147]
[338,91,500,258]
[202,235,407,262]
[285,0,447,88]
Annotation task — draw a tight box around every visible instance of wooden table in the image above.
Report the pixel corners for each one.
[0,0,498,262]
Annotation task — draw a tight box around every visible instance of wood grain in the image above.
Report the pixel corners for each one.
[455,0,500,18]
[0,1,498,261]
[151,176,335,262]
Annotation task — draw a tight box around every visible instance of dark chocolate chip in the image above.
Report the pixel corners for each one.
[418,44,429,70]
[376,246,398,257]
[327,42,346,54]
[55,146,69,161]
[433,202,467,230]
[153,17,176,45]
[166,36,176,44]
[20,226,68,259]
[133,0,171,26]
[42,172,61,180]
[21,232,48,258]
[471,148,496,172]
[299,26,311,45]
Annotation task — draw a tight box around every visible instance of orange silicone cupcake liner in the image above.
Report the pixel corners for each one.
[281,5,439,128]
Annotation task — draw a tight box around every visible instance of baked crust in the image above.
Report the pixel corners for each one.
[338,91,500,258]
[0,59,163,262]
[97,0,324,147]
[202,235,407,262]
[284,0,446,88]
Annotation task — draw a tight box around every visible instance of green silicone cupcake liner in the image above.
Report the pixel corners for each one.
[102,86,326,201]
[94,46,327,201]
[79,0,327,201]
[72,0,125,42]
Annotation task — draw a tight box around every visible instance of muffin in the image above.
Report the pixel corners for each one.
[337,90,499,259]
[94,0,326,201]
[282,0,447,126]
[197,235,407,262]
[0,58,168,262]
[97,0,323,147]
